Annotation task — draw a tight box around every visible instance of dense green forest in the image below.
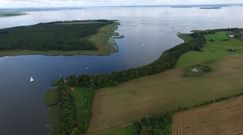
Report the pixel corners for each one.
[133,112,173,135]
[0,20,113,51]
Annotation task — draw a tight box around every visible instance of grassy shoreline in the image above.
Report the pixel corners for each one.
[44,89,60,135]
[0,20,119,56]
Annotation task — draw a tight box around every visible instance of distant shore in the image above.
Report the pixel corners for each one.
[0,12,26,17]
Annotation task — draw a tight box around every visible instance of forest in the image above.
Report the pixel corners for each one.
[0,20,113,51]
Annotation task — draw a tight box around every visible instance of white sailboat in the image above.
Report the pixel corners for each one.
[30,77,35,83]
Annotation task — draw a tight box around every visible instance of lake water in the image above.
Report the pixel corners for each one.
[1,6,243,135]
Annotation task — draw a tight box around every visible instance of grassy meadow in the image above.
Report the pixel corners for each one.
[94,125,135,135]
[88,31,243,134]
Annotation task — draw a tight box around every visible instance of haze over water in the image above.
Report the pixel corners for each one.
[1,6,243,135]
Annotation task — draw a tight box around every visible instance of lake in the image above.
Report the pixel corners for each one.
[1,6,243,135]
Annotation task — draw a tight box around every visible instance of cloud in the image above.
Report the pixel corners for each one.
[0,0,242,8]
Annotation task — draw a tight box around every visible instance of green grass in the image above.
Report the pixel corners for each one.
[177,38,243,69]
[44,89,60,135]
[205,31,229,42]
[88,22,119,55]
[95,125,136,135]
[48,105,60,135]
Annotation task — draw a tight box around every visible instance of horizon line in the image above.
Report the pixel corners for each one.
[1,3,243,9]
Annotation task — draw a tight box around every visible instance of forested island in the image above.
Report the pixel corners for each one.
[0,12,26,17]
[0,20,118,56]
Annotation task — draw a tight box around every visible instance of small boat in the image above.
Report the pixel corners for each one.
[30,77,35,83]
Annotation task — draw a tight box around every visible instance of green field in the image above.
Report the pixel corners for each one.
[88,31,243,134]
[94,125,135,135]
[177,32,243,68]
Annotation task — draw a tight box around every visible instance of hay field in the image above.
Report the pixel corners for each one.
[173,96,243,135]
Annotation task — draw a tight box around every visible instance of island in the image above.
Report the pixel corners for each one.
[0,20,119,56]
[199,6,222,9]
[0,12,26,17]
[45,27,243,135]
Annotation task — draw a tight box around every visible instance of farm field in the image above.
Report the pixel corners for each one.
[88,31,243,134]
[95,125,135,135]
[172,96,243,135]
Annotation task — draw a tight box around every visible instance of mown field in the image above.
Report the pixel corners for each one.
[95,125,136,135]
[173,96,243,135]
[88,31,243,134]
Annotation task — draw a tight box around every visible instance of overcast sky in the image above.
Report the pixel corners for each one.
[0,0,243,8]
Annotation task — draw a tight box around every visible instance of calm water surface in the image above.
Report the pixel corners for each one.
[1,6,243,135]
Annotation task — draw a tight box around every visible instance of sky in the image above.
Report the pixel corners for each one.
[0,0,243,8]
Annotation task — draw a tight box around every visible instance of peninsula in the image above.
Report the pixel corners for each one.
[45,28,243,135]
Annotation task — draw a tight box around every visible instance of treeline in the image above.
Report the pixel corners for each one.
[133,112,174,135]
[0,20,113,51]
[55,80,95,135]
[74,88,95,134]
[133,91,243,135]
[56,82,78,135]
[64,32,205,89]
